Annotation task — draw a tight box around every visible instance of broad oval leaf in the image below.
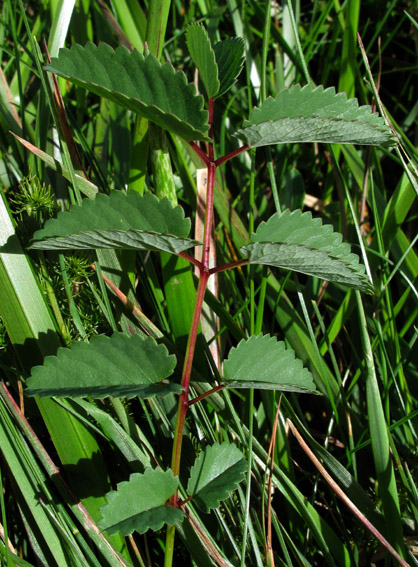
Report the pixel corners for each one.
[187,442,246,513]
[26,333,181,398]
[241,209,373,293]
[236,84,396,147]
[98,469,184,535]
[213,37,245,98]
[45,43,210,142]
[186,24,219,99]
[30,191,199,254]
[223,333,317,392]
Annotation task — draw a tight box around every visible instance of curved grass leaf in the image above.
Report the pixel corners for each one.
[223,333,317,392]
[236,84,396,147]
[187,442,246,513]
[44,43,210,142]
[26,333,180,398]
[214,37,245,98]
[186,24,219,99]
[30,191,199,254]
[98,469,184,536]
[241,209,373,293]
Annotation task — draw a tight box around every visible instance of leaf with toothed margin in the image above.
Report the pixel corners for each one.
[186,24,219,99]
[241,209,373,293]
[98,469,184,536]
[30,191,199,254]
[44,42,210,142]
[187,443,247,513]
[223,334,317,392]
[213,37,245,98]
[25,333,181,399]
[235,84,396,148]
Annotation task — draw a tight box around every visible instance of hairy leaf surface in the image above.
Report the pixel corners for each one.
[187,443,246,513]
[98,469,183,535]
[26,333,180,398]
[236,84,396,147]
[44,43,210,142]
[30,191,198,254]
[213,37,245,98]
[241,209,373,293]
[223,334,317,392]
[186,24,219,98]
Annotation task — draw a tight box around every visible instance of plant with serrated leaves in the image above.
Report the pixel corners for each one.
[22,22,396,567]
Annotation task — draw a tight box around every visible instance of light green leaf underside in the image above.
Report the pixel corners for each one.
[213,37,245,98]
[186,24,219,99]
[44,43,210,142]
[26,333,180,398]
[187,442,246,513]
[241,209,373,293]
[30,191,198,254]
[236,84,396,147]
[98,469,184,535]
[223,334,317,392]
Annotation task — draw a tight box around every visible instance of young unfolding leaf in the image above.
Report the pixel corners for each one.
[187,443,246,513]
[236,84,396,147]
[98,469,184,536]
[30,191,199,254]
[26,333,181,398]
[223,334,317,392]
[186,24,219,99]
[44,43,210,142]
[241,209,373,293]
[214,37,245,98]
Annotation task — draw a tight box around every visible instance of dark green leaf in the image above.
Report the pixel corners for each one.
[45,43,210,142]
[241,209,373,293]
[213,37,245,98]
[186,24,219,98]
[98,469,184,535]
[187,443,246,513]
[26,333,180,398]
[223,334,317,392]
[30,191,199,254]
[236,84,396,147]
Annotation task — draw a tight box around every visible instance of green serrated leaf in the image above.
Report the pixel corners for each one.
[223,334,317,392]
[98,468,184,535]
[45,43,210,142]
[26,333,181,398]
[213,37,245,98]
[30,190,199,254]
[186,24,219,99]
[187,442,246,513]
[241,209,373,293]
[236,84,396,147]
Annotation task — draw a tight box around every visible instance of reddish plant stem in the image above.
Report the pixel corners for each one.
[187,384,225,407]
[189,141,210,166]
[170,99,217,502]
[215,144,249,167]
[209,259,249,274]
[178,251,203,270]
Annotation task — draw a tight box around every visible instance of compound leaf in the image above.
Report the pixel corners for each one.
[187,443,246,513]
[236,84,396,147]
[30,191,198,254]
[223,334,317,392]
[186,24,219,99]
[45,43,210,142]
[241,209,373,293]
[98,469,184,535]
[26,333,180,398]
[213,37,245,98]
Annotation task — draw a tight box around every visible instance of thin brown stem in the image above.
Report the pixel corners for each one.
[209,259,249,275]
[188,384,225,406]
[215,144,250,167]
